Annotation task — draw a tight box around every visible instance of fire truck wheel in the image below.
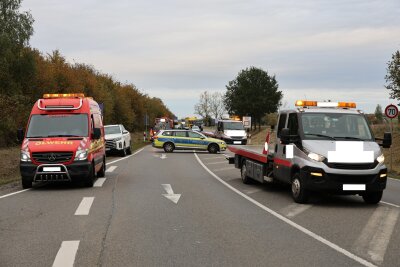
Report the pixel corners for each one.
[241,161,251,184]
[291,173,309,203]
[22,177,32,189]
[362,191,383,204]
[120,143,127,157]
[208,144,219,154]
[163,142,175,153]
[84,162,95,187]
[97,157,106,178]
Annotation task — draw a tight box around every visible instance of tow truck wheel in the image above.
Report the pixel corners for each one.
[22,177,32,189]
[208,144,219,154]
[291,173,309,203]
[84,162,95,187]
[97,157,106,178]
[362,191,383,204]
[241,161,251,184]
[163,142,175,153]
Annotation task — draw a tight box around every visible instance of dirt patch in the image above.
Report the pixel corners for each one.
[0,146,21,186]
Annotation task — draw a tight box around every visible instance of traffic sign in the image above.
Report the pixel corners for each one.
[385,104,398,119]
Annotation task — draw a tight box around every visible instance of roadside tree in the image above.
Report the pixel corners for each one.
[385,50,400,101]
[374,104,383,124]
[224,67,282,130]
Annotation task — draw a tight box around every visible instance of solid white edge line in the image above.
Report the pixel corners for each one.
[52,240,80,267]
[194,153,376,267]
[381,201,400,208]
[106,147,144,166]
[388,177,400,182]
[74,197,95,215]
[0,189,30,199]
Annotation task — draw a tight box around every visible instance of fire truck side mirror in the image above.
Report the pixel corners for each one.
[17,128,24,143]
[382,132,392,148]
[92,128,101,140]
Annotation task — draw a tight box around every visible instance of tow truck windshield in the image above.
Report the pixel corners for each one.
[26,114,88,138]
[301,113,373,141]
[105,126,121,135]
[223,122,244,130]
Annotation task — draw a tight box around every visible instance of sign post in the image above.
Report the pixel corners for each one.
[384,104,398,171]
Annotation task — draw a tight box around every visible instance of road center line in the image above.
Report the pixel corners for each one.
[94,178,106,187]
[106,166,118,173]
[281,203,313,218]
[106,147,144,166]
[194,153,376,267]
[74,197,95,215]
[52,240,80,267]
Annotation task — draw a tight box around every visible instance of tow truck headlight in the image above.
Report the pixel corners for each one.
[114,137,122,141]
[377,154,385,164]
[307,152,325,162]
[75,149,88,161]
[20,151,31,162]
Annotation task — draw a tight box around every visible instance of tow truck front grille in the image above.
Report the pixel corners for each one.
[323,160,378,170]
[32,152,73,164]
[105,139,117,149]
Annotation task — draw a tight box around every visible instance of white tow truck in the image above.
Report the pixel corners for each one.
[228,100,392,204]
[104,124,132,156]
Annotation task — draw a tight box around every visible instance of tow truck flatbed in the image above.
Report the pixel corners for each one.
[228,145,273,164]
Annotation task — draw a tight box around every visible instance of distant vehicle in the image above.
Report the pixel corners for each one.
[18,93,106,188]
[104,124,132,156]
[152,130,226,153]
[191,125,201,132]
[228,100,391,204]
[214,120,247,145]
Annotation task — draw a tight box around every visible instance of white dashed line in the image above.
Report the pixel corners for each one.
[74,197,95,215]
[213,167,236,172]
[281,203,313,218]
[194,153,376,267]
[106,166,118,172]
[52,240,80,267]
[243,188,262,195]
[207,161,228,165]
[353,206,399,265]
[94,178,106,187]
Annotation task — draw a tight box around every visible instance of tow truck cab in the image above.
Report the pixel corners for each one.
[19,93,106,188]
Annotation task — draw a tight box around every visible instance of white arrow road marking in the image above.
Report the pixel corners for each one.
[162,184,181,204]
[352,206,399,265]
[52,240,80,267]
[75,197,95,215]
[160,154,167,159]
[94,178,106,187]
[106,166,117,172]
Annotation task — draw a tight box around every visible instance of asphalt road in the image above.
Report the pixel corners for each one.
[0,145,399,266]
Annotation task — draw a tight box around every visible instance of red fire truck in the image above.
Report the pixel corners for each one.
[18,93,106,188]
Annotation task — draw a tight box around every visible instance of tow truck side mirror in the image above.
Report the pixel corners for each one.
[92,128,101,140]
[280,128,290,144]
[382,132,392,148]
[17,128,24,144]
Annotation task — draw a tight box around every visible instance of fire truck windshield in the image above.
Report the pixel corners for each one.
[26,114,89,138]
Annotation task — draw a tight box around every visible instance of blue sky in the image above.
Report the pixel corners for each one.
[22,0,400,118]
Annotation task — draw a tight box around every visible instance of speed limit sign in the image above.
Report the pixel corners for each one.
[385,104,398,119]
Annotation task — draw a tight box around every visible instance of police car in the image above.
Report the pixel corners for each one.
[153,129,227,153]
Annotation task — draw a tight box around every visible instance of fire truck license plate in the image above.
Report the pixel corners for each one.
[43,167,61,172]
[343,184,365,191]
